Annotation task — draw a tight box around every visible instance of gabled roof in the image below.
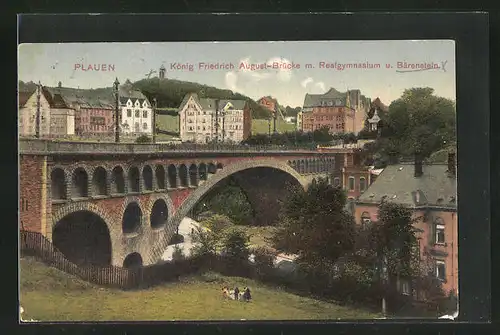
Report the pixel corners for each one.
[217,99,246,110]
[178,93,247,112]
[18,91,33,108]
[303,88,371,110]
[43,85,149,110]
[357,163,457,209]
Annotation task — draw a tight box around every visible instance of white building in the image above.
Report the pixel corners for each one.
[119,80,153,136]
[18,87,51,137]
[178,93,250,144]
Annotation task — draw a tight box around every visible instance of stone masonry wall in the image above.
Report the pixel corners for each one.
[20,155,50,234]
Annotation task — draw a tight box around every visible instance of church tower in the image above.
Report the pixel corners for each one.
[159,65,166,79]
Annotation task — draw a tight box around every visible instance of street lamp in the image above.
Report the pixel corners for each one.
[113,78,120,143]
[152,97,157,144]
[221,109,226,143]
[35,81,41,138]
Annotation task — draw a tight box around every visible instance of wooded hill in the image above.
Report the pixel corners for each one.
[132,78,274,119]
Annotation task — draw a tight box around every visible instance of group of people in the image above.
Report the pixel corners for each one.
[222,286,252,302]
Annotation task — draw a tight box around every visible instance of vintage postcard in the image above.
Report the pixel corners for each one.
[18,40,457,321]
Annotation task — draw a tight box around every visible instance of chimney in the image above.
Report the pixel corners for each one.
[58,81,62,88]
[414,152,423,177]
[448,152,456,176]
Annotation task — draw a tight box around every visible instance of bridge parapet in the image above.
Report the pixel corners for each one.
[19,139,332,155]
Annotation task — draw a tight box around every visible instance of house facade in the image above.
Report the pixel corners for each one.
[178,93,251,144]
[40,81,152,139]
[43,86,115,137]
[18,87,52,137]
[353,154,458,296]
[119,80,153,136]
[302,88,370,135]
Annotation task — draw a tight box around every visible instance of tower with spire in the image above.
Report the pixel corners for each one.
[159,65,166,79]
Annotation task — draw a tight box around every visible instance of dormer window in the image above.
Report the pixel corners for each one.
[127,100,132,107]
[336,99,342,106]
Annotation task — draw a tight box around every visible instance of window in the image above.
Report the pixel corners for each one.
[359,177,367,192]
[348,176,355,191]
[436,224,445,244]
[333,177,340,187]
[143,111,148,118]
[436,260,446,281]
[135,110,140,118]
[361,212,371,227]
[21,198,29,211]
[135,122,140,132]
[143,123,147,130]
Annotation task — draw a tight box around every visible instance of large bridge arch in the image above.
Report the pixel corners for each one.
[146,159,307,264]
[51,202,121,266]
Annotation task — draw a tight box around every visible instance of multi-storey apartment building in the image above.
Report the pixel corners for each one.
[302,88,370,135]
[354,153,458,296]
[178,93,251,144]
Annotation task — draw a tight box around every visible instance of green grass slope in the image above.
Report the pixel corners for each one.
[20,257,378,321]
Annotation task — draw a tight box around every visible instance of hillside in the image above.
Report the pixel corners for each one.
[133,78,273,120]
[20,257,377,321]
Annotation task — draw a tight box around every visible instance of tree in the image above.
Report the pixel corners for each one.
[221,227,250,261]
[190,226,219,257]
[312,126,333,143]
[201,214,234,234]
[194,184,253,225]
[373,202,420,280]
[384,87,456,158]
[271,178,356,263]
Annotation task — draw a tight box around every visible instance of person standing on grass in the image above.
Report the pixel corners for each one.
[234,287,240,301]
[243,287,251,302]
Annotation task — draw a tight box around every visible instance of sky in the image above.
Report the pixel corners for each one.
[18,41,455,108]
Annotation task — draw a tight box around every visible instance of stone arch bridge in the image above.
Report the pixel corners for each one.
[19,139,355,268]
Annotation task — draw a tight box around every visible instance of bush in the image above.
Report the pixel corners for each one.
[200,271,226,284]
[252,246,277,280]
[253,246,276,268]
[172,245,185,261]
[135,135,152,143]
[201,214,234,234]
